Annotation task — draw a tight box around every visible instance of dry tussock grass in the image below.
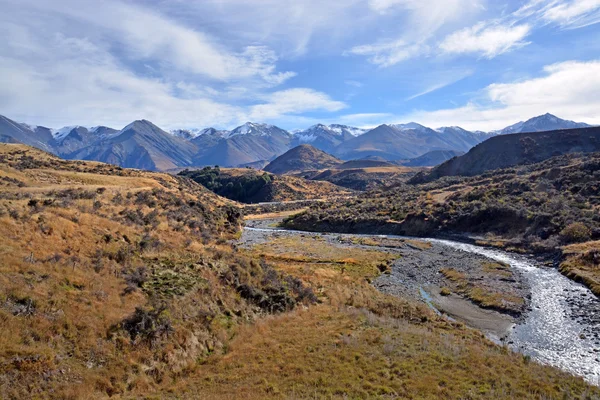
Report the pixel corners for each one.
[0,145,597,399]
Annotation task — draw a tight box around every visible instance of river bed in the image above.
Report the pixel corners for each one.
[241,220,600,385]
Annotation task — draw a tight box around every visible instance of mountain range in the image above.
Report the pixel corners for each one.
[0,113,593,171]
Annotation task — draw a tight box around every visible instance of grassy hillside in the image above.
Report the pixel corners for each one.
[0,145,316,398]
[285,152,600,292]
[179,166,352,203]
[0,144,597,398]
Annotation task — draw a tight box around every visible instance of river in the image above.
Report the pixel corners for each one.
[243,223,600,385]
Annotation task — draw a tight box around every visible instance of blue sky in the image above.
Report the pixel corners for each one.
[1,0,599,131]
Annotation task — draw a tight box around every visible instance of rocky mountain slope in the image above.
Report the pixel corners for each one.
[333,124,484,161]
[496,113,590,134]
[194,123,292,167]
[264,144,342,174]
[413,126,600,183]
[70,120,197,171]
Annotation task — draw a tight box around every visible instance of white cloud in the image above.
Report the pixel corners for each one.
[248,89,346,121]
[397,60,600,130]
[0,25,341,129]
[348,40,428,67]
[350,0,483,66]
[543,0,600,28]
[2,0,294,84]
[439,23,531,58]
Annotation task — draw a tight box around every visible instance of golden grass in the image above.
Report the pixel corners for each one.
[560,241,600,297]
[249,235,397,280]
[0,144,597,398]
[440,268,524,312]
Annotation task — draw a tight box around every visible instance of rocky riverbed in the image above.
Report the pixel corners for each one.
[242,218,529,340]
[241,217,600,385]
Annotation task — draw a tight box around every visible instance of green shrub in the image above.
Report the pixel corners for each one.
[560,222,591,243]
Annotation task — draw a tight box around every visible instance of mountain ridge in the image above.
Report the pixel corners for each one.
[0,113,593,171]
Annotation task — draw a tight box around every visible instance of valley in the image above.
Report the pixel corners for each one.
[4,1,600,397]
[1,143,599,398]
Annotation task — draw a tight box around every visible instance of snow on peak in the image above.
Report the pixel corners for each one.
[20,123,38,132]
[227,122,277,138]
[295,124,367,138]
[51,126,85,141]
[391,122,427,131]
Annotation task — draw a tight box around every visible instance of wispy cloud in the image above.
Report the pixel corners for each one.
[439,22,531,58]
[542,0,600,28]
[406,70,474,100]
[347,40,428,67]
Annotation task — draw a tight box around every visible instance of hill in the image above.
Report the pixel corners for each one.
[179,166,352,203]
[0,144,323,397]
[0,144,596,398]
[336,159,396,169]
[413,126,600,183]
[264,144,342,174]
[301,166,422,191]
[400,150,464,167]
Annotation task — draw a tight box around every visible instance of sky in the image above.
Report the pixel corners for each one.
[1,0,600,132]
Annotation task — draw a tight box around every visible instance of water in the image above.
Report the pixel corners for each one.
[245,225,600,385]
[424,238,600,386]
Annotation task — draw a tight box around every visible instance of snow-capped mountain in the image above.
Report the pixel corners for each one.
[170,128,228,140]
[292,124,366,153]
[495,113,590,135]
[391,122,429,131]
[327,124,368,137]
[226,122,290,139]
[1,112,596,171]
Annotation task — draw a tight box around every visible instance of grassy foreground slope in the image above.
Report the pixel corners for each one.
[0,144,315,398]
[0,144,597,398]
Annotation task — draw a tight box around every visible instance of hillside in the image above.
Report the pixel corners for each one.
[0,144,323,398]
[413,127,600,183]
[400,150,464,167]
[285,152,600,293]
[0,144,597,398]
[179,166,352,203]
[264,144,342,174]
[336,158,396,169]
[302,166,420,191]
